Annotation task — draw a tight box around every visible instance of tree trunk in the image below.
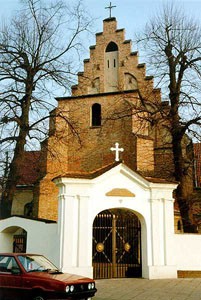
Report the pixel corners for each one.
[1,133,27,218]
[0,92,31,219]
[171,127,197,233]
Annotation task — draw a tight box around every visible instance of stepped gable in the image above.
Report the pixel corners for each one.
[71,17,157,99]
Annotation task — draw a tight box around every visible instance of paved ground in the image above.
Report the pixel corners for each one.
[94,278,201,300]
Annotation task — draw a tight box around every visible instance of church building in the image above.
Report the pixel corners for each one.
[1,16,201,280]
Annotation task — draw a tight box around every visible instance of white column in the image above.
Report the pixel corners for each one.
[77,195,93,277]
[59,194,79,272]
[163,198,176,266]
[150,198,163,266]
[57,193,65,269]
[148,187,177,279]
[56,181,93,278]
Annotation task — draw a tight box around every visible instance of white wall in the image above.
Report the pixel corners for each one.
[0,233,13,252]
[4,165,201,280]
[174,234,201,271]
[0,217,59,268]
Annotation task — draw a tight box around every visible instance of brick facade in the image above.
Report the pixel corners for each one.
[12,17,195,222]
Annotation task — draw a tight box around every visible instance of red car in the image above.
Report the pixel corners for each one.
[0,253,97,300]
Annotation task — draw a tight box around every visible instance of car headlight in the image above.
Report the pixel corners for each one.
[88,282,95,290]
[88,283,92,290]
[66,285,70,293]
[66,285,74,293]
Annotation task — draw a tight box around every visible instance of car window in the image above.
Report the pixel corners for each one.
[0,256,20,273]
[18,255,58,272]
[18,256,38,272]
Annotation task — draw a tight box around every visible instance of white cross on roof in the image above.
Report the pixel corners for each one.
[110,143,124,162]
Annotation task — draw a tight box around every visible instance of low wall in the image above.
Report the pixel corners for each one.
[0,217,59,267]
[174,233,201,271]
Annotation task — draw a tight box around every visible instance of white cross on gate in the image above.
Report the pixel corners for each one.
[110,143,124,162]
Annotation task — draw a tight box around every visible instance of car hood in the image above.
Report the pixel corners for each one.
[27,271,93,284]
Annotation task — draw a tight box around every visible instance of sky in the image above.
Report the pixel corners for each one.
[1,0,201,57]
[1,0,201,40]
[1,0,201,90]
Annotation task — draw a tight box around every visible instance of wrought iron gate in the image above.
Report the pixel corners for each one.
[13,234,27,253]
[93,209,141,279]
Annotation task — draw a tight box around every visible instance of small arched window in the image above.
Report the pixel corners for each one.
[106,42,118,52]
[92,103,101,126]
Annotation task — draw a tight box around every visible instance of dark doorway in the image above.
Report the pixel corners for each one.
[93,209,141,279]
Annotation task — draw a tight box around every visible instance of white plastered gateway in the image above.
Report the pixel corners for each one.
[1,162,201,279]
[54,162,178,279]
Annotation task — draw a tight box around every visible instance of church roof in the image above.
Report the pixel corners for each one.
[53,160,179,185]
[54,161,122,180]
[17,151,40,186]
[145,176,178,184]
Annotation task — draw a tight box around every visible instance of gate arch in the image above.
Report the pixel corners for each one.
[92,208,141,279]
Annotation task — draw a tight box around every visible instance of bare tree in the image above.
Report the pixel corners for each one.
[135,3,201,232]
[0,0,92,218]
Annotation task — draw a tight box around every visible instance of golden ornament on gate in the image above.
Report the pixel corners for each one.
[96,243,104,252]
[124,242,131,252]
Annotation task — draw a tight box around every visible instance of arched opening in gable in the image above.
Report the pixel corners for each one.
[104,42,119,92]
[106,41,118,52]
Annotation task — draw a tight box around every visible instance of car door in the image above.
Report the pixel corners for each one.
[0,255,23,300]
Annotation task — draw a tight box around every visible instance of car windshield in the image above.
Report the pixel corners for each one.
[17,255,59,273]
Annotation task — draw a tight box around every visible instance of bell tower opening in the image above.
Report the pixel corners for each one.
[104,42,119,93]
[106,42,118,52]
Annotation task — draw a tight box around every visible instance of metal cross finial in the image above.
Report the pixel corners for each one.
[110,143,124,162]
[105,2,116,18]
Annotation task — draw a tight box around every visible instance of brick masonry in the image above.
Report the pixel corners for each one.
[12,18,194,223]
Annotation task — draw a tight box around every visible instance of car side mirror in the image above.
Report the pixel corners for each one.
[11,268,21,275]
